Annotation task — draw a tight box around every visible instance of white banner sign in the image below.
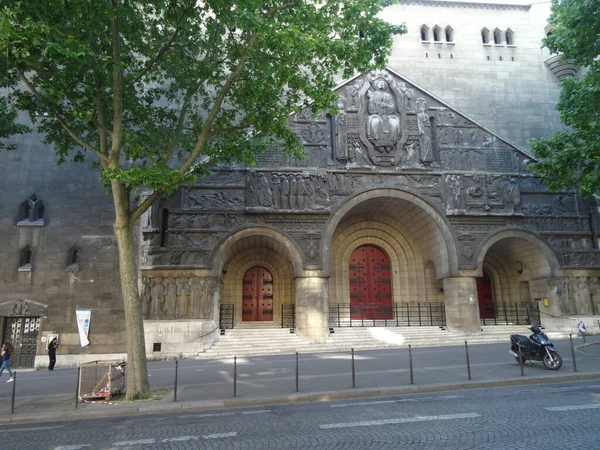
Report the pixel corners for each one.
[76,309,91,347]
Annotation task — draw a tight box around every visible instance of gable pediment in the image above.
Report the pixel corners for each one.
[0,299,48,317]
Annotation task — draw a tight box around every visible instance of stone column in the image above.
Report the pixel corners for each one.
[295,276,329,343]
[443,277,480,334]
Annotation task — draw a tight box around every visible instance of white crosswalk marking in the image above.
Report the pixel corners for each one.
[53,446,91,450]
[331,400,396,408]
[162,436,199,442]
[546,404,600,411]
[320,413,481,429]
[5,426,64,432]
[242,410,271,414]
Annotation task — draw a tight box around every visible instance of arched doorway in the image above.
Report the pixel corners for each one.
[477,269,495,319]
[349,245,392,320]
[242,267,273,322]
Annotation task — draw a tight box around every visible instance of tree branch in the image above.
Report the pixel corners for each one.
[130,190,159,225]
[178,32,259,175]
[125,27,181,90]
[17,71,108,164]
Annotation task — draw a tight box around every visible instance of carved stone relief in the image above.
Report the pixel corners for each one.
[445,175,522,215]
[182,188,245,211]
[142,276,219,319]
[0,299,48,317]
[142,250,208,267]
[247,171,330,212]
[521,193,577,216]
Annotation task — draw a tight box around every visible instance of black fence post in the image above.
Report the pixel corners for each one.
[408,344,414,385]
[429,303,433,326]
[351,348,356,388]
[10,371,16,414]
[233,356,237,397]
[518,345,525,377]
[75,366,81,409]
[174,360,179,402]
[395,304,399,326]
[570,334,578,373]
[337,304,341,327]
[295,352,299,393]
[465,341,472,381]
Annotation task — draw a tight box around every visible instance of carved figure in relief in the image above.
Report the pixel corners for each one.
[190,280,203,319]
[150,277,165,319]
[301,122,325,143]
[346,81,362,112]
[501,178,521,213]
[334,97,349,161]
[281,176,290,209]
[271,174,282,209]
[176,277,190,317]
[453,129,463,146]
[589,277,600,315]
[289,175,298,209]
[141,277,151,318]
[164,277,177,316]
[402,141,424,169]
[367,79,400,149]
[416,98,433,163]
[446,175,463,211]
[257,172,273,207]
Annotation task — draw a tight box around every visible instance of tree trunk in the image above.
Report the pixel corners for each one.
[112,182,150,398]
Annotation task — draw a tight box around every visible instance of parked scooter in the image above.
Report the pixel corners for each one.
[509,325,563,370]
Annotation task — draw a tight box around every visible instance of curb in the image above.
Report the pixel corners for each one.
[1,372,600,425]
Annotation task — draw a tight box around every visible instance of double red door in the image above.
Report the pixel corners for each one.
[476,270,495,319]
[242,267,273,321]
[349,245,392,320]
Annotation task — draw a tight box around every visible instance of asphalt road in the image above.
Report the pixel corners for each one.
[1,338,599,416]
[3,379,600,449]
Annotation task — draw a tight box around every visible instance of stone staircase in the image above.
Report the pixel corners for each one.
[196,325,572,359]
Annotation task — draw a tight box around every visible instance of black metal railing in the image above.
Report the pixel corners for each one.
[281,304,296,328]
[329,302,446,327]
[219,304,235,329]
[480,302,540,326]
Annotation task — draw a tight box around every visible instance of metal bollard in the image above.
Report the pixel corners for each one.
[570,334,578,373]
[465,341,472,381]
[518,345,525,377]
[295,352,299,393]
[11,371,17,414]
[233,356,237,397]
[351,348,356,388]
[583,332,587,344]
[75,367,81,409]
[408,344,414,385]
[174,360,179,402]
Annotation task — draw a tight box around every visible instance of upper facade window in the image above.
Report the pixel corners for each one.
[19,246,33,272]
[506,28,515,46]
[445,26,454,43]
[481,28,490,44]
[420,25,429,41]
[67,245,80,272]
[18,194,45,226]
[493,28,502,45]
[433,26,441,43]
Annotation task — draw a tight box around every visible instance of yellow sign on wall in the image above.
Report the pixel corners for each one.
[543,298,549,307]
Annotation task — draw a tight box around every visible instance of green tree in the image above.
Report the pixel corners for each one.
[529,0,600,197]
[0,0,404,397]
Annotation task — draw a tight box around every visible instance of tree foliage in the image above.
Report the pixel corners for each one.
[529,0,600,197]
[0,0,404,396]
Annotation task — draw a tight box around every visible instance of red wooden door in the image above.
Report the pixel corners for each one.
[242,267,273,322]
[476,270,495,319]
[349,245,392,320]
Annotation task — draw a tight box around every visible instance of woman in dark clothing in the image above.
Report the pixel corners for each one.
[48,338,58,371]
[0,343,14,382]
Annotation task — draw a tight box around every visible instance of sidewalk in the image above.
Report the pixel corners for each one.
[1,338,599,425]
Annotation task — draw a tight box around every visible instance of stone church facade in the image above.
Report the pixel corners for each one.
[1,0,599,367]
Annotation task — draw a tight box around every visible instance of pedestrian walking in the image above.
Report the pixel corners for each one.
[0,343,14,382]
[48,338,58,371]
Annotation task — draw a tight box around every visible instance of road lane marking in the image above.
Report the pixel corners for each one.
[331,400,396,408]
[320,413,480,429]
[203,432,238,439]
[113,439,156,446]
[242,410,271,414]
[178,412,236,418]
[53,446,91,450]
[162,436,199,442]
[546,404,600,411]
[3,426,64,432]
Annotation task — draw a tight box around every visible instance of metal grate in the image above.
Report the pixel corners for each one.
[2,316,41,368]
[281,304,296,328]
[480,302,540,326]
[219,304,235,329]
[329,303,446,327]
